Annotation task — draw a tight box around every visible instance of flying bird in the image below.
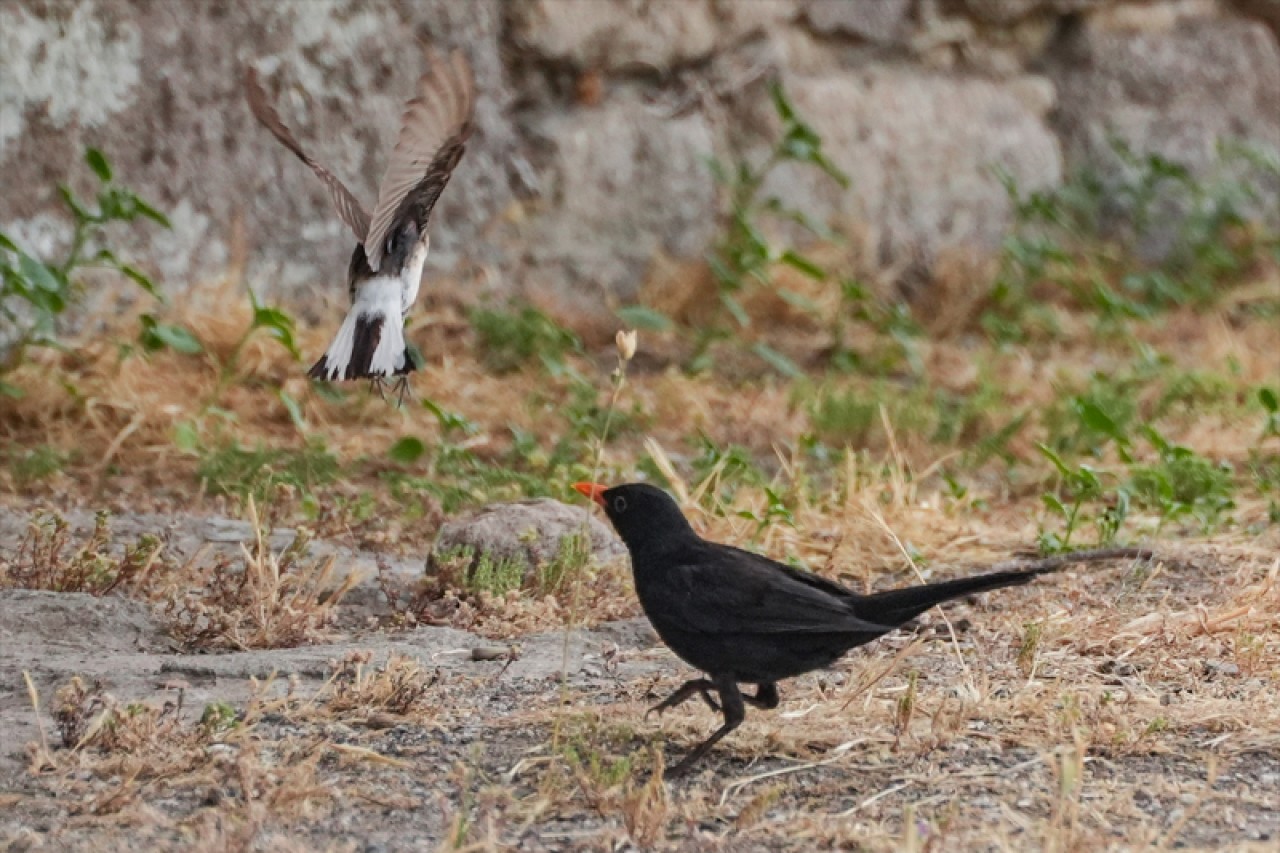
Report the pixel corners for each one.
[575,481,1151,776]
[244,49,475,400]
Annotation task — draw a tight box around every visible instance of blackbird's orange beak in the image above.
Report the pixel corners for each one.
[573,482,608,507]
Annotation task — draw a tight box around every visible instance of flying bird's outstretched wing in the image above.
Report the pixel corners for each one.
[244,66,371,242]
[363,48,475,274]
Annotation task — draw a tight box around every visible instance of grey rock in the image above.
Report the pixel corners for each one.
[590,616,661,650]
[959,0,1109,25]
[508,0,720,71]
[518,96,717,317]
[1203,659,1241,678]
[201,518,297,550]
[804,0,912,44]
[1232,0,1280,40]
[429,498,625,584]
[754,68,1062,263]
[0,589,166,654]
[712,0,800,38]
[1045,13,1280,174]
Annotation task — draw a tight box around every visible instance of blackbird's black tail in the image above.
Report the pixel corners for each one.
[852,568,1051,628]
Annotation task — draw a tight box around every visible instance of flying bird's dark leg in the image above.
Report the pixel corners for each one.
[667,674,746,778]
[391,375,413,408]
[369,377,388,401]
[743,682,779,710]
[647,678,721,718]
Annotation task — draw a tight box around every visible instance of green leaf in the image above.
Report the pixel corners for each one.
[134,198,172,229]
[776,287,819,314]
[119,264,160,297]
[139,316,203,354]
[778,249,827,281]
[616,305,673,332]
[388,436,427,464]
[18,254,63,293]
[85,148,113,182]
[721,292,750,329]
[173,421,201,453]
[1041,493,1067,518]
[422,398,478,436]
[252,304,301,359]
[0,231,18,253]
[97,186,136,221]
[811,151,851,189]
[57,185,94,222]
[1260,387,1278,413]
[767,80,797,123]
[278,389,306,433]
[1035,443,1073,478]
[1074,398,1126,444]
[0,380,24,398]
[751,342,803,379]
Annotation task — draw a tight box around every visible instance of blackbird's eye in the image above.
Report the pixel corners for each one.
[612,495,627,513]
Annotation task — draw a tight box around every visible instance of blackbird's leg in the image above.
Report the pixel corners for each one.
[743,682,779,710]
[667,674,746,778]
[647,678,720,719]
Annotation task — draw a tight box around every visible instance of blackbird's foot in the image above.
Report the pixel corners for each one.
[663,675,745,778]
[647,678,719,720]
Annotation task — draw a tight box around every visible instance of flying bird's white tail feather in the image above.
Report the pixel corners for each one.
[308,277,411,381]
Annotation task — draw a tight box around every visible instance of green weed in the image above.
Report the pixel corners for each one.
[8,444,71,487]
[196,439,339,506]
[1,510,166,596]
[537,531,592,595]
[1036,444,1130,551]
[470,303,582,374]
[1127,427,1235,531]
[1,148,174,393]
[986,140,1279,341]
[467,548,528,597]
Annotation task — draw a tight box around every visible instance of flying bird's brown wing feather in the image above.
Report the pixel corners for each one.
[244,65,371,242]
[363,48,475,273]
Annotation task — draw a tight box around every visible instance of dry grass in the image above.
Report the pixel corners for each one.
[0,511,167,595]
[2,256,1279,849]
[163,499,357,651]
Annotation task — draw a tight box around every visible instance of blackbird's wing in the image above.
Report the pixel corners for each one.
[244,66,371,242]
[363,48,475,273]
[659,544,893,636]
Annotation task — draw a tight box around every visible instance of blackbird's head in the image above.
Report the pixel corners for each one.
[572,482,697,554]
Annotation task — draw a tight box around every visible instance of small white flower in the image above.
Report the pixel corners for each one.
[615,329,638,362]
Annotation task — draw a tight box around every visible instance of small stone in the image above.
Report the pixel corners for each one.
[429,498,626,586]
[470,645,512,662]
[804,0,911,44]
[1203,659,1241,677]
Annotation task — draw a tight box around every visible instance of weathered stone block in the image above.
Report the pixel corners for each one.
[754,69,1062,262]
[517,96,718,315]
[1045,12,1280,172]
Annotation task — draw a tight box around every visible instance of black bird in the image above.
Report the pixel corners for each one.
[575,481,1149,776]
[245,48,475,401]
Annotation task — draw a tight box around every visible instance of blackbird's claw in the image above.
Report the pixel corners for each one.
[647,678,718,720]
[665,674,745,778]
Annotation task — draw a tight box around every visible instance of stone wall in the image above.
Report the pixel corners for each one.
[2,0,1277,332]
